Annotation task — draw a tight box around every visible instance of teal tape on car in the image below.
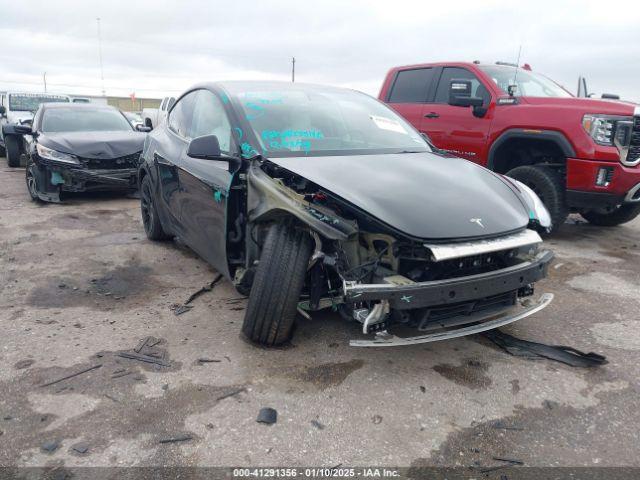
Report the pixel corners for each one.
[51,172,65,185]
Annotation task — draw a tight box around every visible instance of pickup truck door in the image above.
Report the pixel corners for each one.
[384,67,437,136]
[420,67,494,165]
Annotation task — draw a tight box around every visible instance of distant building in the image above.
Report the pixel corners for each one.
[68,95,162,112]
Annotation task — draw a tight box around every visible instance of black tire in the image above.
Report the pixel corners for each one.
[5,135,21,167]
[506,165,568,232]
[242,221,313,346]
[580,203,640,227]
[0,142,5,158]
[140,174,170,240]
[25,163,41,202]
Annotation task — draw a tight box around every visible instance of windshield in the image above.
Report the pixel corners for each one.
[479,66,573,98]
[232,86,429,157]
[9,94,69,112]
[42,108,133,133]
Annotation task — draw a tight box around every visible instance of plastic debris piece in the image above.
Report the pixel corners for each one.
[216,387,246,402]
[159,434,192,444]
[71,442,89,454]
[117,352,170,367]
[310,420,325,430]
[372,415,383,424]
[40,364,102,387]
[41,440,59,453]
[257,407,277,425]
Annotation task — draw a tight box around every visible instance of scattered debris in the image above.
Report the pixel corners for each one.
[419,386,426,393]
[216,387,246,402]
[71,442,90,454]
[311,420,325,430]
[159,434,193,444]
[103,394,119,402]
[117,352,170,367]
[41,440,60,453]
[171,304,193,316]
[206,423,214,429]
[372,415,383,425]
[492,457,524,465]
[491,421,524,431]
[257,407,278,425]
[482,329,607,367]
[480,457,524,473]
[40,364,103,387]
[111,370,133,379]
[14,359,35,369]
[135,336,161,353]
[198,358,221,364]
[184,275,223,305]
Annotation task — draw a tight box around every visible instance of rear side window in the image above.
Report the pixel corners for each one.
[387,68,434,103]
[168,92,197,138]
[434,67,491,105]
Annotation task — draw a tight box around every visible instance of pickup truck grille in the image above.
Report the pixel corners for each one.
[79,151,141,170]
[629,116,640,165]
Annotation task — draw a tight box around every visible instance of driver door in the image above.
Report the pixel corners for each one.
[178,89,236,276]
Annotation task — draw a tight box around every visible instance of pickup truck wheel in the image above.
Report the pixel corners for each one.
[0,142,5,157]
[580,203,640,226]
[506,165,568,232]
[5,135,21,168]
[140,175,170,240]
[242,221,313,347]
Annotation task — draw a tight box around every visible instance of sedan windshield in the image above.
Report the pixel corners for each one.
[42,108,134,133]
[231,85,429,157]
[479,65,573,98]
[9,94,69,112]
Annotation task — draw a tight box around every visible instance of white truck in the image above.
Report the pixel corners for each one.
[0,92,70,166]
[141,96,175,130]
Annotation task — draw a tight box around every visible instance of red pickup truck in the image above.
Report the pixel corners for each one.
[379,61,640,231]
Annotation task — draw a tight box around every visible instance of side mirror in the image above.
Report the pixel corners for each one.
[20,118,33,126]
[13,124,33,135]
[187,135,222,159]
[136,124,151,132]
[448,79,484,108]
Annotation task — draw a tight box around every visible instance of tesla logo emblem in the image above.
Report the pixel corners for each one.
[470,218,485,228]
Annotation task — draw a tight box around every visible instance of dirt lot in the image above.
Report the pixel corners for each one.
[1,160,639,470]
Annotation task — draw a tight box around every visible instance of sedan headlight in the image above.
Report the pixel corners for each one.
[36,144,80,164]
[513,180,552,229]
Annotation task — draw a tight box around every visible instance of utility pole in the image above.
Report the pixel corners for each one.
[43,72,47,92]
[96,17,105,96]
[291,56,295,83]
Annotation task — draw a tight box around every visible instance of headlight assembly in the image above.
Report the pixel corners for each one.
[36,144,80,164]
[513,180,552,229]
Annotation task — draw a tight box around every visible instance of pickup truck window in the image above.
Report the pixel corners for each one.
[479,65,572,98]
[434,67,491,105]
[388,68,435,103]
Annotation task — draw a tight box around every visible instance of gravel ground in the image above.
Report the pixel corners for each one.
[0,160,639,471]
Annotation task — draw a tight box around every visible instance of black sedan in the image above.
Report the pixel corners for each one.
[139,81,554,347]
[14,103,149,203]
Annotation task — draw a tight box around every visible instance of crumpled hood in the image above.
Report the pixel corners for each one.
[270,152,530,240]
[39,131,146,159]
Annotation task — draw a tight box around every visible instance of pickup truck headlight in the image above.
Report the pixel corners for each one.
[513,180,552,229]
[36,144,80,164]
[582,114,618,145]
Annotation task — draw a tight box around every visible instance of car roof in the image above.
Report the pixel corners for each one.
[192,80,357,96]
[41,103,117,111]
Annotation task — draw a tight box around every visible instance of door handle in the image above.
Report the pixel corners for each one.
[424,112,440,119]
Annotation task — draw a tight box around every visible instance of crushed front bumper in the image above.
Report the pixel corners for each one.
[343,250,554,310]
[350,293,553,347]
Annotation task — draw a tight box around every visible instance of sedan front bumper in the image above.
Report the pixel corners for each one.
[350,292,553,347]
[343,249,554,310]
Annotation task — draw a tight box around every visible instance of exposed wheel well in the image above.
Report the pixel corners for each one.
[490,137,567,174]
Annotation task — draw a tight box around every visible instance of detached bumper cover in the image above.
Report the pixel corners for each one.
[343,249,554,310]
[350,293,553,347]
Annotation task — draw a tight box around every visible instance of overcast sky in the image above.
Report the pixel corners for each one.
[0,0,638,102]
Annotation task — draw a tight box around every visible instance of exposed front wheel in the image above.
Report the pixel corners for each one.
[242,221,313,347]
[25,164,41,202]
[5,135,21,168]
[580,203,640,227]
[506,165,568,233]
[140,174,171,240]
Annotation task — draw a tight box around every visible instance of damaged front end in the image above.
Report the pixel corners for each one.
[30,149,140,202]
[245,160,554,347]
